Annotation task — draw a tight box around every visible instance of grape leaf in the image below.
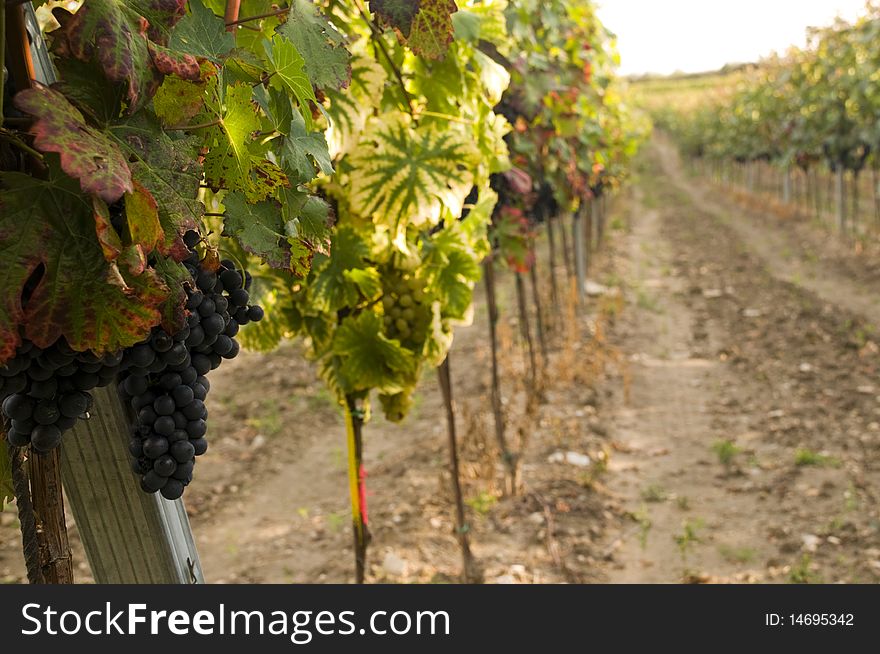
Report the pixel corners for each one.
[0,173,168,362]
[407,0,458,59]
[277,0,351,90]
[147,41,201,79]
[169,0,235,64]
[266,35,316,117]
[111,112,203,259]
[14,86,133,204]
[127,0,187,43]
[280,110,334,184]
[370,0,421,32]
[51,0,162,112]
[153,59,216,126]
[280,187,332,255]
[125,180,164,256]
[345,267,383,301]
[331,311,417,395]
[223,192,310,273]
[203,83,290,202]
[371,0,458,60]
[325,54,387,158]
[151,255,191,332]
[310,226,370,312]
[347,112,478,226]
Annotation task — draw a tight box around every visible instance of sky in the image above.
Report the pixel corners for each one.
[596,0,869,76]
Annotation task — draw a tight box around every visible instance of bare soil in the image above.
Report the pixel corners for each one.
[2,138,880,584]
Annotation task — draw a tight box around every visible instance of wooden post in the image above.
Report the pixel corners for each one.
[61,386,204,583]
[783,165,792,204]
[344,396,369,584]
[559,213,573,282]
[835,167,846,234]
[573,207,586,300]
[545,215,560,317]
[30,449,73,583]
[437,357,480,583]
[482,257,517,494]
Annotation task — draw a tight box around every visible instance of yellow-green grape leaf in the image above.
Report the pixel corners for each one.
[332,311,417,395]
[347,112,479,227]
[309,226,371,312]
[325,53,387,158]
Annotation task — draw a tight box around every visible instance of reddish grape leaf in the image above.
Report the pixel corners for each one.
[370,0,421,33]
[111,111,204,260]
[370,0,457,59]
[147,42,201,79]
[51,0,196,112]
[14,86,133,204]
[0,173,168,362]
[51,0,160,112]
[127,0,187,43]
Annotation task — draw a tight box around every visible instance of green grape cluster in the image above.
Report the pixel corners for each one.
[380,272,430,346]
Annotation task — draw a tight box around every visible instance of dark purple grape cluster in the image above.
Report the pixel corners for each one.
[1,340,122,452]
[118,238,262,500]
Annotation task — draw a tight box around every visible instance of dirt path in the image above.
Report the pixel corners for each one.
[655,137,880,328]
[601,191,761,582]
[599,142,880,583]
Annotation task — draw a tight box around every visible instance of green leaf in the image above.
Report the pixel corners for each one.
[0,173,168,361]
[277,0,351,90]
[203,83,290,202]
[168,0,235,64]
[280,187,332,254]
[344,267,383,301]
[266,35,317,127]
[280,110,334,184]
[222,192,315,276]
[332,311,417,395]
[310,226,370,312]
[151,255,191,333]
[347,112,478,226]
[451,9,481,41]
[14,86,133,204]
